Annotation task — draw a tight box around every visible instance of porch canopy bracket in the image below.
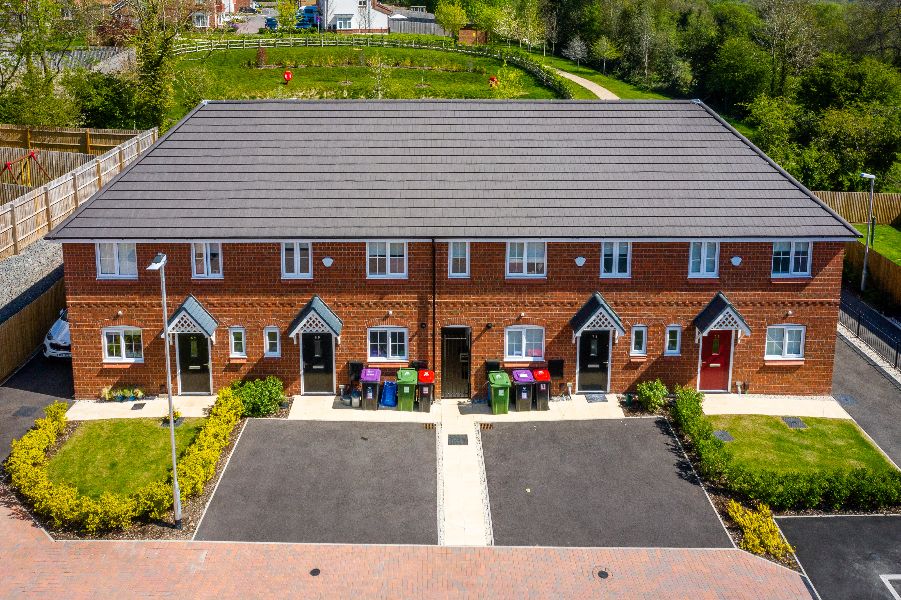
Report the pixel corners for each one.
[693,291,751,342]
[570,291,626,342]
[288,295,343,344]
[166,294,218,344]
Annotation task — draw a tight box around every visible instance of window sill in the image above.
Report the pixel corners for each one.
[263,355,281,359]
[281,275,313,281]
[96,276,138,281]
[192,276,224,281]
[503,360,545,368]
[229,357,247,364]
[764,359,805,366]
[102,361,141,368]
[629,355,647,362]
[505,276,547,280]
[770,277,811,284]
[686,276,719,282]
[599,275,631,280]
[366,275,408,280]
[366,361,407,368]
[663,353,681,358]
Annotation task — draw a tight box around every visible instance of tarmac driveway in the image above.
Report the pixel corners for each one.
[480,418,732,548]
[195,420,438,544]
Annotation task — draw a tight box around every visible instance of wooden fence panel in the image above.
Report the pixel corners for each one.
[845,242,901,306]
[0,278,66,381]
[815,191,901,226]
[0,125,142,155]
[0,183,32,205]
[0,148,93,188]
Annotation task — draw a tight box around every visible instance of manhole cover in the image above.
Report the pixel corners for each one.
[713,430,734,442]
[585,394,607,403]
[448,434,468,445]
[782,416,807,429]
[131,403,146,410]
[12,406,39,417]
[836,394,857,406]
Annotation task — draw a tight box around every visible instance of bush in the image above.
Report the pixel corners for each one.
[726,500,794,559]
[231,376,284,417]
[635,379,668,412]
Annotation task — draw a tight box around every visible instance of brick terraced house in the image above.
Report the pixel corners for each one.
[48,99,858,401]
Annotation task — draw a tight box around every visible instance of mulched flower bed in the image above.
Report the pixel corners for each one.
[263,396,294,419]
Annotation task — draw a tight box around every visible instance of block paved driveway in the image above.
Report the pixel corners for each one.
[195,420,438,544]
[778,515,901,600]
[480,418,732,548]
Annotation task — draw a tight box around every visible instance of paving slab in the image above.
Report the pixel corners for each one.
[703,394,850,419]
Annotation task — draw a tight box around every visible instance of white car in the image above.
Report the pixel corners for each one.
[43,309,71,359]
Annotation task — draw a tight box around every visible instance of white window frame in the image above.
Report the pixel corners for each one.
[631,325,648,356]
[504,326,545,362]
[95,242,138,280]
[101,327,144,363]
[447,241,470,278]
[505,241,547,279]
[367,327,408,362]
[229,326,247,358]
[366,241,408,279]
[771,241,812,278]
[688,241,719,278]
[765,324,806,359]
[664,325,682,356]
[600,241,631,278]
[263,326,281,357]
[192,242,223,279]
[336,15,352,29]
[281,241,313,279]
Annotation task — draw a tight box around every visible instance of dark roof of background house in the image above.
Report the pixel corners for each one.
[47,99,859,242]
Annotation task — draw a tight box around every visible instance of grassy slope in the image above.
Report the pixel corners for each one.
[521,50,669,100]
[853,223,901,265]
[46,418,204,498]
[708,415,895,474]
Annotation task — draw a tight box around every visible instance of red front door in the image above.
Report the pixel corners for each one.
[699,330,733,391]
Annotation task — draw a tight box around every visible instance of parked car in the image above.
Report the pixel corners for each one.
[238,6,257,13]
[265,16,278,30]
[43,309,71,358]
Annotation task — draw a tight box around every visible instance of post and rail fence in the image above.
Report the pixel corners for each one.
[839,295,901,371]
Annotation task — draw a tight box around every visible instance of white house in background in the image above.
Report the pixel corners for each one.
[319,0,391,32]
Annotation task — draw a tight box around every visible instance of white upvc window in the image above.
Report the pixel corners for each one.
[368,327,408,361]
[367,241,407,278]
[504,326,545,361]
[96,242,138,279]
[631,325,648,356]
[336,15,352,28]
[102,327,143,363]
[282,242,313,279]
[664,325,681,356]
[192,242,223,279]
[506,241,546,278]
[600,241,631,278]
[263,327,280,357]
[688,241,719,278]
[771,241,812,277]
[765,325,805,359]
[448,241,470,278]
[229,326,246,358]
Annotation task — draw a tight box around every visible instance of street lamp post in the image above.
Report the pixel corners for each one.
[860,173,876,292]
[147,252,183,529]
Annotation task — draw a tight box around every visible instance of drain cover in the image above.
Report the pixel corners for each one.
[131,403,146,410]
[713,430,734,442]
[12,406,39,417]
[448,434,468,445]
[782,416,807,429]
[836,394,857,406]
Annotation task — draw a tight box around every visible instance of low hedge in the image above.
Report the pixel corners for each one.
[670,385,901,511]
[4,389,243,534]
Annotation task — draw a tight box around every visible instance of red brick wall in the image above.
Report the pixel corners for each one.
[62,241,843,399]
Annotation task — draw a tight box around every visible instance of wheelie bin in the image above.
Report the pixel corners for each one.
[396,368,418,412]
[532,368,551,411]
[417,369,435,412]
[487,371,511,415]
[360,368,381,411]
[511,369,534,412]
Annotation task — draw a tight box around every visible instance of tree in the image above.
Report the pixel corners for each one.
[709,37,771,113]
[435,0,468,38]
[562,35,587,65]
[590,35,620,74]
[277,0,297,30]
[755,0,819,96]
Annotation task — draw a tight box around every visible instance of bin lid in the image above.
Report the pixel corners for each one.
[360,368,381,382]
[511,369,535,382]
[418,369,435,383]
[487,371,510,386]
[397,368,418,384]
[532,368,551,381]
[382,380,397,389]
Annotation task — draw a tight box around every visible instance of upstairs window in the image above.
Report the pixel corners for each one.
[367,241,407,278]
[192,242,222,279]
[688,241,718,278]
[368,327,408,361]
[102,327,143,363]
[771,241,811,277]
[505,326,544,361]
[765,325,805,359]
[96,242,137,279]
[282,242,313,279]
[506,241,546,278]
[601,241,631,278]
[448,241,470,278]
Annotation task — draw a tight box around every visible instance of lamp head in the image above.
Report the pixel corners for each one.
[860,172,876,180]
[146,253,167,271]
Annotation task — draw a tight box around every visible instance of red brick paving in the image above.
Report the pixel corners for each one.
[0,498,812,599]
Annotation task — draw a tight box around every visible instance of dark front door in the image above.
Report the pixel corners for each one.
[302,333,334,394]
[699,330,732,391]
[441,327,471,398]
[578,330,610,392]
[177,333,210,394]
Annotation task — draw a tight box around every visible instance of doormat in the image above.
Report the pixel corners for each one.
[130,403,146,410]
[713,430,734,442]
[782,416,807,429]
[448,434,468,445]
[585,394,607,403]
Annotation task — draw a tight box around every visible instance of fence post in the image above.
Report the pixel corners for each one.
[10,201,19,255]
[95,157,103,188]
[118,147,125,173]
[72,172,79,206]
[895,340,899,370]
[856,309,862,337]
[43,186,52,232]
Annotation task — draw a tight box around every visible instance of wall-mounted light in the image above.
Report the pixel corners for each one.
[486,322,493,329]
[387,309,393,317]
[574,256,586,267]
[731,256,742,267]
[419,322,427,329]
[116,310,123,317]
[786,310,794,317]
[322,257,334,267]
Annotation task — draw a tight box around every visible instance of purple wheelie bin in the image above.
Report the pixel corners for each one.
[511,369,534,412]
[360,368,381,411]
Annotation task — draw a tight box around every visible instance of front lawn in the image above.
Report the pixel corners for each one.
[853,223,901,265]
[708,415,895,474]
[46,418,205,498]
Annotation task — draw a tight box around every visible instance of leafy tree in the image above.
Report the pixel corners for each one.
[490,61,526,98]
[277,0,297,29]
[709,37,771,113]
[63,70,144,129]
[754,0,818,96]
[562,34,587,65]
[746,94,803,174]
[797,53,901,112]
[435,0,468,38]
[590,35,621,74]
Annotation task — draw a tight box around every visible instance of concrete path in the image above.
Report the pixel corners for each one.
[554,69,620,100]
[66,395,215,420]
[703,394,850,419]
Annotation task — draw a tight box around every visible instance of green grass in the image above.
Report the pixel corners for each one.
[708,415,895,474]
[46,418,205,498]
[172,47,557,122]
[853,223,901,265]
[521,50,669,100]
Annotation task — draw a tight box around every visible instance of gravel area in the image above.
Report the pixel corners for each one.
[0,239,63,324]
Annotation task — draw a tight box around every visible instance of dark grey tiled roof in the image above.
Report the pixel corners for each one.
[693,292,751,336]
[168,294,218,337]
[48,100,858,241]
[288,295,343,337]
[570,292,625,335]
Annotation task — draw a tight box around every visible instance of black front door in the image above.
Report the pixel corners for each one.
[177,333,210,394]
[302,332,334,394]
[578,330,610,392]
[441,327,471,398]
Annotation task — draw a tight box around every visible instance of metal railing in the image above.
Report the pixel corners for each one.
[839,295,901,370]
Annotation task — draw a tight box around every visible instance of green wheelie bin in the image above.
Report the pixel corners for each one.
[487,371,511,415]
[396,368,418,412]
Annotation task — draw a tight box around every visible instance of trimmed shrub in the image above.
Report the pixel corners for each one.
[635,379,668,412]
[726,500,794,559]
[231,376,284,417]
